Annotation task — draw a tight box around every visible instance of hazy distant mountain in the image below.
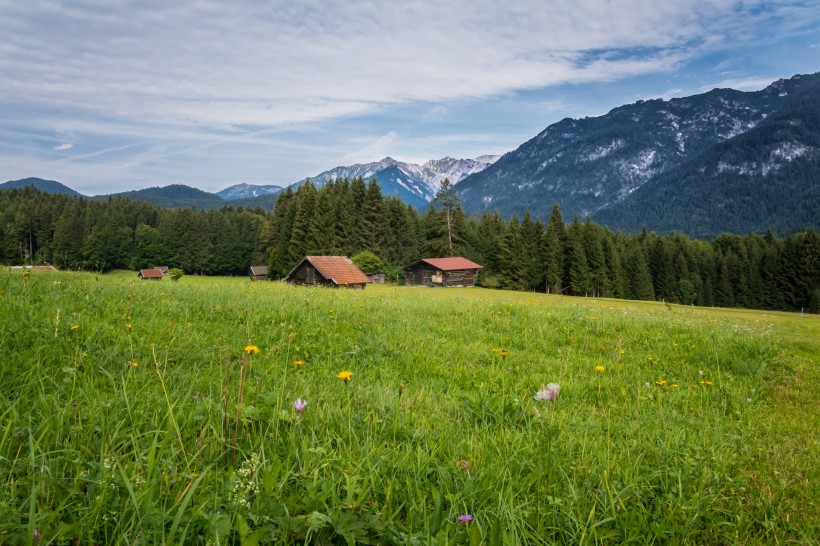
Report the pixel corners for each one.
[104,184,227,209]
[0,177,83,197]
[297,155,500,207]
[456,72,820,235]
[216,183,283,200]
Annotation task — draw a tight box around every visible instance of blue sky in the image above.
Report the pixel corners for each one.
[1,0,819,195]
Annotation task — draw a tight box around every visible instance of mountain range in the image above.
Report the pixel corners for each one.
[293,155,501,208]
[1,155,499,211]
[457,71,820,235]
[2,72,818,237]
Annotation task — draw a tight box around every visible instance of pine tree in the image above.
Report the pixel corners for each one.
[288,181,319,264]
[500,216,526,290]
[543,203,566,294]
[624,242,654,300]
[429,179,464,256]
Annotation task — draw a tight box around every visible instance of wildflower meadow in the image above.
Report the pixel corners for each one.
[0,269,817,544]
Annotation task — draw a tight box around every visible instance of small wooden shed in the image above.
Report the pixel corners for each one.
[285,256,370,289]
[249,265,268,281]
[405,257,482,287]
[139,268,164,280]
[368,273,386,284]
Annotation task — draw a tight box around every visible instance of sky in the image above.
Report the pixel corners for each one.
[1,0,819,195]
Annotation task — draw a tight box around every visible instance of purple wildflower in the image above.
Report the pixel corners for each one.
[292,398,307,414]
[458,514,473,522]
[33,529,42,541]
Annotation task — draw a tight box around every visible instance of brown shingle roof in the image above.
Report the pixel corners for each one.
[139,268,164,279]
[419,257,482,271]
[304,256,370,285]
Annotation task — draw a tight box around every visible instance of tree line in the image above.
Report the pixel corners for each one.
[1,181,818,312]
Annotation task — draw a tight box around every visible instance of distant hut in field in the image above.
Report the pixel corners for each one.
[285,256,370,289]
[405,257,482,287]
[139,268,164,280]
[249,265,268,281]
[367,272,386,284]
[156,266,169,275]
[32,265,58,271]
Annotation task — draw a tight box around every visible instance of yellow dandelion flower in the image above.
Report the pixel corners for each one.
[294,360,305,367]
[126,323,132,331]
[128,360,139,367]
[656,380,667,386]
[491,348,500,354]
[499,349,509,359]
[619,349,625,355]
[705,380,713,385]
[244,345,260,355]
[672,384,679,388]
[70,324,79,331]
[647,355,654,362]
[595,365,605,372]
[337,370,352,382]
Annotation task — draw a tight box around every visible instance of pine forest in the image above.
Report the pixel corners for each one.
[1,180,818,313]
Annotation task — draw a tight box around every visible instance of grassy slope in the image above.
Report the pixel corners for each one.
[0,270,817,544]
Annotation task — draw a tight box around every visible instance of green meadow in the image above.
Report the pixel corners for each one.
[1,270,817,545]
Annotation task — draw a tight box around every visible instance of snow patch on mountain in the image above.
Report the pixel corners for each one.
[617,149,658,180]
[585,139,626,161]
[717,142,812,177]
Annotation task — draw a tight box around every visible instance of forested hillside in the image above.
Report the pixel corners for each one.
[1,182,818,312]
[456,72,820,236]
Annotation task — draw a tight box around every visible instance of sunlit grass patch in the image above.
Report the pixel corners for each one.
[0,270,816,544]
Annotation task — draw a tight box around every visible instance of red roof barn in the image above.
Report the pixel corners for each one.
[285,256,370,289]
[138,268,164,280]
[405,257,482,287]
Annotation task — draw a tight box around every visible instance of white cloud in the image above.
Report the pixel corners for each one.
[341,132,398,164]
[53,143,73,151]
[708,77,778,91]
[0,0,787,131]
[0,1,818,189]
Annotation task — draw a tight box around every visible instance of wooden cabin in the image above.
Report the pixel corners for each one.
[139,268,164,280]
[249,265,268,281]
[405,257,482,287]
[368,272,386,284]
[285,256,370,289]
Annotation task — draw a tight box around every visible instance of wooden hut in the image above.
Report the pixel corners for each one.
[156,266,169,275]
[139,268,164,280]
[405,257,482,287]
[285,256,370,289]
[368,272,386,284]
[249,265,268,281]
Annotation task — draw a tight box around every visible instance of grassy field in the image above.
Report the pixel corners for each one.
[0,269,817,544]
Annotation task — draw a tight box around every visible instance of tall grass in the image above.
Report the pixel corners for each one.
[0,270,816,544]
